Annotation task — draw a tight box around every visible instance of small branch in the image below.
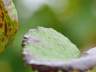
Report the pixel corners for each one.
[24,48,96,72]
[25,48,96,70]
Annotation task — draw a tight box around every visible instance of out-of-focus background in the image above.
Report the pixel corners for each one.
[14,0,96,48]
[0,0,96,72]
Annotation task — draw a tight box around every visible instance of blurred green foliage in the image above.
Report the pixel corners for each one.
[0,0,96,72]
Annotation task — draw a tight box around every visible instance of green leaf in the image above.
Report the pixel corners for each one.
[23,27,80,62]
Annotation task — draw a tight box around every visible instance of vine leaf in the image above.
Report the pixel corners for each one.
[0,0,18,53]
